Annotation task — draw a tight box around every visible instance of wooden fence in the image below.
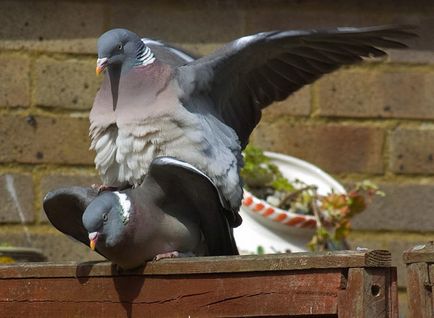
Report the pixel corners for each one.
[0,250,397,317]
[403,241,434,318]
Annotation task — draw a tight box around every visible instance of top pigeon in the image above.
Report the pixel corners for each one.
[90,25,416,227]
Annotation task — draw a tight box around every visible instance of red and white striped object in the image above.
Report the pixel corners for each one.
[242,190,317,229]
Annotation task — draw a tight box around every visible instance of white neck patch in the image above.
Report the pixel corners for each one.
[113,191,131,224]
[136,40,155,66]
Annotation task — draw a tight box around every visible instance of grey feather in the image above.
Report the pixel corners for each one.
[90,25,417,230]
[43,187,98,247]
[142,38,197,65]
[178,25,417,147]
[43,157,238,270]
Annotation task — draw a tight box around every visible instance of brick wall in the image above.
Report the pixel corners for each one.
[0,0,433,314]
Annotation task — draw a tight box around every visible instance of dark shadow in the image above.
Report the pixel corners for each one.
[75,260,109,284]
[75,260,147,318]
[75,261,145,317]
[111,264,147,318]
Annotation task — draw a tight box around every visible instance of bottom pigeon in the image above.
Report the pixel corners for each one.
[43,156,239,269]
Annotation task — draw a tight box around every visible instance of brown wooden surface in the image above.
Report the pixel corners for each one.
[0,250,397,318]
[337,267,398,318]
[0,269,343,317]
[406,262,432,318]
[403,241,434,264]
[403,242,434,318]
[390,267,399,318]
[430,264,434,317]
[0,250,391,279]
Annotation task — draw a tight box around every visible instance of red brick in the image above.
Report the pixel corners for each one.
[110,2,243,44]
[387,49,434,64]
[387,16,434,62]
[251,122,385,174]
[0,55,30,107]
[389,127,434,174]
[34,57,101,110]
[316,69,379,117]
[242,1,431,54]
[41,173,99,195]
[0,115,94,165]
[316,69,434,119]
[175,43,222,58]
[0,1,104,53]
[262,86,311,119]
[0,174,34,224]
[244,2,419,35]
[351,182,434,231]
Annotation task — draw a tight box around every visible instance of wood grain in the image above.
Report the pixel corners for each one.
[406,262,432,318]
[337,267,398,318]
[0,250,398,317]
[0,269,343,317]
[0,250,391,279]
[403,242,434,318]
[430,265,434,318]
[403,241,434,264]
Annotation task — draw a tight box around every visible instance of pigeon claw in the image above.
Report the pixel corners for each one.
[92,184,119,194]
[153,251,180,261]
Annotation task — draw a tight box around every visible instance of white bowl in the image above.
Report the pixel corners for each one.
[234,151,346,254]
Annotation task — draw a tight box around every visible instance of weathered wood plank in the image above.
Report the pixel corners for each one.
[404,242,434,318]
[0,269,343,317]
[389,267,399,318]
[429,264,434,317]
[403,241,434,264]
[337,267,398,318]
[406,262,432,318]
[0,250,391,279]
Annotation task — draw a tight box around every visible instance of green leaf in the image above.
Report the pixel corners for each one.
[241,144,385,252]
[334,222,351,240]
[348,194,366,215]
[271,177,296,192]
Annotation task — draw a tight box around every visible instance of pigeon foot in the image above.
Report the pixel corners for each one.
[153,251,195,261]
[92,184,131,194]
[153,251,180,261]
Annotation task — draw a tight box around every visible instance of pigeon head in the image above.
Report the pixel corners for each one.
[96,28,150,75]
[82,191,132,251]
[96,28,156,111]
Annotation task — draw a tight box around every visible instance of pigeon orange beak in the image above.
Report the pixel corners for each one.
[88,231,99,251]
[96,58,108,75]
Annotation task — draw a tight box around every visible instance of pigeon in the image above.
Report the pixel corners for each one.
[43,156,238,269]
[90,25,416,228]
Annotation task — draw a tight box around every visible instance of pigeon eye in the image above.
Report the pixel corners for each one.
[102,213,108,222]
[117,43,123,50]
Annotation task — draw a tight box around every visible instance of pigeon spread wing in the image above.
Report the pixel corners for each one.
[149,157,239,256]
[142,38,197,65]
[177,25,416,147]
[43,187,110,257]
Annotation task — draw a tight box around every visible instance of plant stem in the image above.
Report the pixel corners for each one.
[310,187,323,228]
[277,185,317,209]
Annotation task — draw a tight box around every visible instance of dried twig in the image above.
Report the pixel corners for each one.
[310,187,323,228]
[277,185,317,209]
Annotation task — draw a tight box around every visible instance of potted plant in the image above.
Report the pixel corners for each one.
[0,244,46,264]
[234,145,383,254]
